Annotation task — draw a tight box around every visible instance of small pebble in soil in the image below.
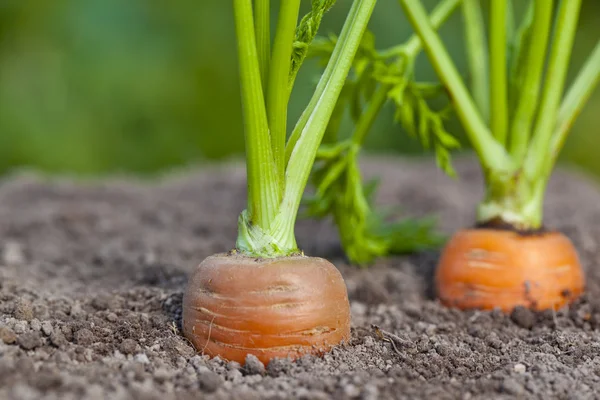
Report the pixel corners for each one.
[13,299,34,321]
[17,332,42,350]
[0,326,17,344]
[511,306,536,329]
[513,363,526,374]
[134,353,150,364]
[29,319,41,332]
[12,321,28,334]
[244,354,265,375]
[50,331,68,348]
[41,321,54,336]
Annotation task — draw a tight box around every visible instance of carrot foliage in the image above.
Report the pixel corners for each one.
[304,0,461,265]
[399,0,600,231]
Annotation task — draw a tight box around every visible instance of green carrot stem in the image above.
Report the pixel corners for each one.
[508,0,553,161]
[352,84,388,146]
[288,0,459,160]
[462,0,489,122]
[489,0,508,146]
[525,0,582,180]
[234,0,279,229]
[403,0,461,57]
[382,0,461,58]
[254,0,271,89]
[507,1,533,116]
[267,0,302,190]
[506,0,515,43]
[398,0,512,173]
[277,0,377,244]
[551,40,600,164]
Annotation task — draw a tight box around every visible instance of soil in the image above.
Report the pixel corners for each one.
[2,156,600,400]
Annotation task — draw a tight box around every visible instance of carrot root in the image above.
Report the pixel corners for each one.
[435,228,585,312]
[182,254,351,365]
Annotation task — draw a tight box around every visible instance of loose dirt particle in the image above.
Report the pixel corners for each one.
[243,355,265,375]
[13,299,34,322]
[17,332,42,350]
[120,339,138,355]
[0,326,17,344]
[510,306,536,329]
[41,322,54,336]
[198,371,221,393]
[49,331,68,349]
[74,328,95,346]
[29,319,41,332]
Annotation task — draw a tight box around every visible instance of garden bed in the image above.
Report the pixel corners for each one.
[1,157,600,400]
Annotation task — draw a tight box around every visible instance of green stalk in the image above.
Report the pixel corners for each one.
[506,0,514,43]
[289,0,461,158]
[525,0,582,180]
[550,40,600,165]
[352,84,388,146]
[403,0,461,57]
[285,3,358,165]
[353,0,461,148]
[489,0,508,146]
[381,0,461,58]
[462,0,489,122]
[508,0,553,161]
[275,0,378,247]
[267,0,302,189]
[507,1,533,116]
[233,0,279,229]
[254,0,270,89]
[398,0,512,173]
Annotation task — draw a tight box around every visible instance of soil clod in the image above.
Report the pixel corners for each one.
[17,332,42,350]
[510,306,536,329]
[244,354,266,375]
[0,326,17,344]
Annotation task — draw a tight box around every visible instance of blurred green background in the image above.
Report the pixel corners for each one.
[0,0,598,177]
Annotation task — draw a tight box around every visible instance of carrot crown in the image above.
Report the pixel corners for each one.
[400,0,600,231]
[233,0,377,257]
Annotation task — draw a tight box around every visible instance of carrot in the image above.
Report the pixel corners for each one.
[436,229,584,311]
[400,0,599,311]
[183,255,350,365]
[182,0,376,365]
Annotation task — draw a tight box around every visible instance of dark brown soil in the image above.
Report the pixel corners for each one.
[2,157,600,400]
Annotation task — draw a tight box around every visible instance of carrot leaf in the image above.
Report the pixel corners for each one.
[304,142,444,265]
[289,0,337,89]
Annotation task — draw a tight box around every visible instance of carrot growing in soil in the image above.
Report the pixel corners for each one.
[399,0,600,311]
[182,0,377,365]
[304,0,461,266]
